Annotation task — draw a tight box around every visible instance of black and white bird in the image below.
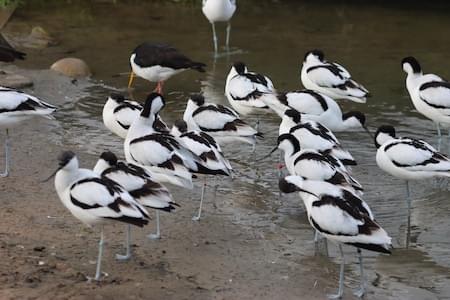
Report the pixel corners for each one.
[171,120,232,220]
[202,0,237,53]
[275,133,362,192]
[51,151,149,281]
[301,50,369,103]
[183,94,261,146]
[279,175,391,298]
[94,151,177,248]
[0,33,26,62]
[103,93,168,138]
[267,89,368,132]
[278,109,356,166]
[125,93,198,189]
[225,62,274,116]
[128,42,206,94]
[0,87,57,177]
[375,125,450,245]
[402,56,450,137]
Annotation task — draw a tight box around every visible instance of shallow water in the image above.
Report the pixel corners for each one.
[8,1,450,298]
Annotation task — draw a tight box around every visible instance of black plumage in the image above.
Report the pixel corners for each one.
[132,42,206,72]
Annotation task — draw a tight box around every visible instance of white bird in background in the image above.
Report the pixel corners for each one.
[225,62,274,117]
[128,42,206,94]
[171,120,232,220]
[183,94,262,146]
[125,93,197,189]
[94,151,177,248]
[301,50,370,103]
[202,0,237,53]
[279,175,391,299]
[401,56,450,137]
[0,87,57,177]
[278,109,356,166]
[103,93,168,139]
[50,151,149,281]
[375,125,450,246]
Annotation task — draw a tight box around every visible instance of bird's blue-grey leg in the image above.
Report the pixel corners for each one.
[147,211,161,240]
[353,248,365,298]
[314,230,329,257]
[437,123,442,138]
[211,22,218,54]
[225,22,231,51]
[328,244,345,299]
[193,177,207,221]
[405,180,411,248]
[87,227,105,282]
[116,225,131,260]
[0,129,10,177]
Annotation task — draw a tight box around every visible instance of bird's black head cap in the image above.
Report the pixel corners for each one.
[100,151,118,166]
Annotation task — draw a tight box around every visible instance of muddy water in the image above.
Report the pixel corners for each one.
[8,1,450,299]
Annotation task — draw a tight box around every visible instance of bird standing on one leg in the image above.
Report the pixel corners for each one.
[375,125,450,247]
[0,87,56,177]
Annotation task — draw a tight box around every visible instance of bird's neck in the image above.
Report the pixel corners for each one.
[93,160,109,175]
[406,71,422,91]
[127,116,156,140]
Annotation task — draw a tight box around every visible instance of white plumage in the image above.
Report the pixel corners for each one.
[103,93,168,139]
[94,151,176,244]
[276,133,362,192]
[171,120,232,176]
[52,151,149,281]
[270,89,367,132]
[375,125,450,180]
[279,175,391,298]
[301,50,369,103]
[279,109,356,166]
[125,93,197,189]
[375,125,450,247]
[202,0,236,53]
[183,94,261,145]
[0,86,57,177]
[225,62,274,115]
[402,56,450,136]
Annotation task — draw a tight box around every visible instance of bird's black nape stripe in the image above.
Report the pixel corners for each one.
[278,178,299,193]
[277,134,301,154]
[285,109,301,123]
[233,61,246,74]
[342,111,366,125]
[174,119,188,133]
[58,151,76,168]
[401,56,421,73]
[190,94,205,106]
[304,49,324,62]
[100,151,118,166]
[110,93,126,103]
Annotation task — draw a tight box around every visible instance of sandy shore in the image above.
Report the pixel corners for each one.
[0,65,356,300]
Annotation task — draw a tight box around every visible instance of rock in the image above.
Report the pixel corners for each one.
[0,71,33,88]
[22,26,57,49]
[50,57,91,78]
